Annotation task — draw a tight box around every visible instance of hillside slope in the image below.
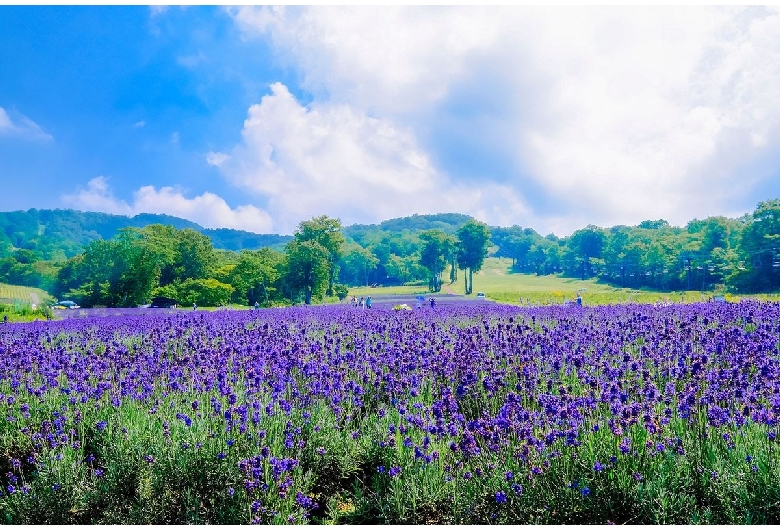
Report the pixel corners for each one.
[0,209,292,259]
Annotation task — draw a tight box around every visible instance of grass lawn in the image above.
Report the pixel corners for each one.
[433,257,766,306]
[328,258,740,306]
[346,284,430,297]
[0,282,56,321]
[0,282,53,305]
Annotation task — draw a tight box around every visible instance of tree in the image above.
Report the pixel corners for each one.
[340,243,379,286]
[228,248,284,306]
[456,220,491,295]
[293,216,345,295]
[735,199,780,291]
[174,228,216,282]
[385,253,423,285]
[284,239,330,305]
[568,225,606,279]
[176,278,234,307]
[419,229,449,292]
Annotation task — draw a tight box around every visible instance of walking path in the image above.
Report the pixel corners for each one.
[441,283,457,295]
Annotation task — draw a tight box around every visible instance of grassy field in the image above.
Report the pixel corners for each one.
[0,282,55,321]
[345,284,428,297]
[468,258,682,305]
[0,283,52,305]
[345,258,780,306]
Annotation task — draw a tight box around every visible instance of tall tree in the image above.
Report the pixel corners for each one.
[456,220,491,295]
[736,199,780,291]
[568,225,606,279]
[294,216,345,295]
[419,229,449,292]
[284,239,330,305]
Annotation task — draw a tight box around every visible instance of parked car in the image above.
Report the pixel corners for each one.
[56,300,80,309]
[476,292,486,300]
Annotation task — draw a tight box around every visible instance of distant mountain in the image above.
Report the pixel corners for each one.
[343,213,473,240]
[0,209,479,261]
[0,209,292,260]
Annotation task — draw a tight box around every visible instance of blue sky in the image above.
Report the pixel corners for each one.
[2,6,780,235]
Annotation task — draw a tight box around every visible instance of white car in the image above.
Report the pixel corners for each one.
[476,292,486,300]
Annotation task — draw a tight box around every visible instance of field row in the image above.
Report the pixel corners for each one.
[1,301,779,523]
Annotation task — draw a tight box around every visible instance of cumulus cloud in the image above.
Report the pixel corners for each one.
[228,6,780,234]
[0,106,53,141]
[62,176,273,233]
[207,83,530,233]
[62,177,133,216]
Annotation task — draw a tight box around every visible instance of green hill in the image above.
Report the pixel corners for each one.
[0,209,476,261]
[0,209,292,259]
[343,213,473,246]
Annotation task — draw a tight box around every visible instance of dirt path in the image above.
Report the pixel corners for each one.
[441,283,457,295]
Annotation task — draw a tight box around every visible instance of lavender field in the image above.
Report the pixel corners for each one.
[1,301,780,524]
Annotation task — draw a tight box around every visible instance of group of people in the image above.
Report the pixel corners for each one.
[349,296,372,309]
[415,296,436,309]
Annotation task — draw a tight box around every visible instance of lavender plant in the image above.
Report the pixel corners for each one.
[1,301,779,523]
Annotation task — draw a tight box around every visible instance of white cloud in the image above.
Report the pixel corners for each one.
[177,51,208,68]
[208,83,530,233]
[229,6,780,234]
[0,106,53,141]
[134,120,146,128]
[62,177,133,216]
[230,6,502,117]
[62,176,273,233]
[149,5,168,19]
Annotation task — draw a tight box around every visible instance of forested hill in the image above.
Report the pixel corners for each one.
[0,209,292,259]
[343,213,473,245]
[0,209,475,260]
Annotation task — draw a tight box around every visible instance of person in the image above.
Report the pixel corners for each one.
[254,301,259,310]
[2,315,7,324]
[576,294,582,306]
[359,297,364,308]
[366,296,372,309]
[416,297,422,310]
[193,303,197,311]
[429,297,436,308]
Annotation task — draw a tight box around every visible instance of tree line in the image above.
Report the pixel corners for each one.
[1,199,779,306]
[490,199,780,293]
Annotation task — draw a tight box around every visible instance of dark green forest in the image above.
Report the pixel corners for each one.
[1,200,780,307]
